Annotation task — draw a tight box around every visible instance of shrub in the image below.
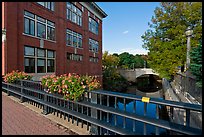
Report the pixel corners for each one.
[41,73,101,101]
[3,70,33,83]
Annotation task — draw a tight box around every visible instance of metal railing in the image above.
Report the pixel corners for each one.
[2,80,202,135]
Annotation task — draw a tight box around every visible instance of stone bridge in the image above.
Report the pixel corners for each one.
[118,68,159,82]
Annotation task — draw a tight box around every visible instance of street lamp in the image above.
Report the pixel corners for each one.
[185,26,193,72]
[184,26,193,97]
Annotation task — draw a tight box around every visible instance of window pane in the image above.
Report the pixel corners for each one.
[47,20,54,26]
[73,36,77,47]
[24,18,29,34]
[67,53,72,60]
[72,13,77,23]
[48,50,54,58]
[67,2,71,9]
[24,58,35,73]
[37,59,46,73]
[24,11,35,18]
[30,20,35,36]
[25,46,35,56]
[67,34,72,45]
[47,59,54,72]
[78,38,82,48]
[67,9,72,20]
[47,27,55,41]
[51,2,54,11]
[37,23,46,38]
[37,48,45,57]
[37,16,46,23]
[47,2,51,9]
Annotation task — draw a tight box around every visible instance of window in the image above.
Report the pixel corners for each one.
[24,11,55,41]
[37,2,55,11]
[66,2,82,26]
[24,11,35,36]
[67,53,83,61]
[37,22,46,38]
[47,20,55,41]
[37,59,46,73]
[89,17,98,35]
[24,46,55,73]
[47,50,55,72]
[66,29,83,48]
[89,38,99,53]
[89,57,99,63]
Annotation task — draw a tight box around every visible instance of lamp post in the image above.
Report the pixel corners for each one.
[185,26,193,72]
[184,26,193,97]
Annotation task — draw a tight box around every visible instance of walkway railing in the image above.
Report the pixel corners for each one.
[2,80,202,135]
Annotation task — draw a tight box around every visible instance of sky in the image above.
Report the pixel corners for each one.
[96,2,161,55]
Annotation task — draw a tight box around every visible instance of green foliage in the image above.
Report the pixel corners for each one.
[3,70,33,83]
[41,74,101,101]
[102,51,129,92]
[141,2,202,80]
[118,52,148,69]
[190,42,202,87]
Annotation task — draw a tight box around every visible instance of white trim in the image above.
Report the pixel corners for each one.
[22,33,56,43]
[79,2,104,20]
[79,2,103,20]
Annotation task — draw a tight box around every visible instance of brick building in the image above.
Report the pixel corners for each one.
[2,2,107,83]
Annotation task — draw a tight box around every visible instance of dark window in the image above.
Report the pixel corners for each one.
[47,26,55,41]
[47,59,54,72]
[24,58,35,73]
[37,59,46,73]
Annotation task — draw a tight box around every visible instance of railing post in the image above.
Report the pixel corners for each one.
[42,93,48,115]
[20,80,24,103]
[90,92,99,135]
[7,83,10,96]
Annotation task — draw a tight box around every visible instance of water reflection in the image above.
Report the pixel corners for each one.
[101,98,167,135]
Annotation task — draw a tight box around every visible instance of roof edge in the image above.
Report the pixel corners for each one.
[90,2,108,18]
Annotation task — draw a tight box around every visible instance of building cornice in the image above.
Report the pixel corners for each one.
[79,2,107,20]
[90,2,108,18]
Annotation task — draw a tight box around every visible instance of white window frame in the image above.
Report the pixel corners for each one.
[24,46,55,74]
[24,10,56,41]
[66,29,83,49]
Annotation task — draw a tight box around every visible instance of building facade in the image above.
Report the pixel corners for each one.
[2,2,107,83]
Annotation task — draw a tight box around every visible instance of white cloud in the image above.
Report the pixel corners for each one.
[123,30,129,34]
[118,48,148,55]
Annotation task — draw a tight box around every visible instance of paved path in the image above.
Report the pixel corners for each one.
[2,93,78,135]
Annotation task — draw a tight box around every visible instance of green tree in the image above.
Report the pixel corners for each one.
[102,51,129,92]
[141,2,202,80]
[190,42,202,87]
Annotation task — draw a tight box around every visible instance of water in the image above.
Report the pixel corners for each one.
[106,99,167,135]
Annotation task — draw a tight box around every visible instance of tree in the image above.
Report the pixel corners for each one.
[190,42,202,87]
[102,51,129,92]
[141,2,202,80]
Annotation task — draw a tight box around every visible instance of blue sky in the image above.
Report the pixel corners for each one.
[96,2,160,55]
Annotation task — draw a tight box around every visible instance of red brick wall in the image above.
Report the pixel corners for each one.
[2,2,103,84]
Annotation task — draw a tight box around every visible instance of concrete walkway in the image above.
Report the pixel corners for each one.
[2,92,78,135]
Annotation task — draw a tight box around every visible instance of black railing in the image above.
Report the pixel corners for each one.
[2,80,202,135]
